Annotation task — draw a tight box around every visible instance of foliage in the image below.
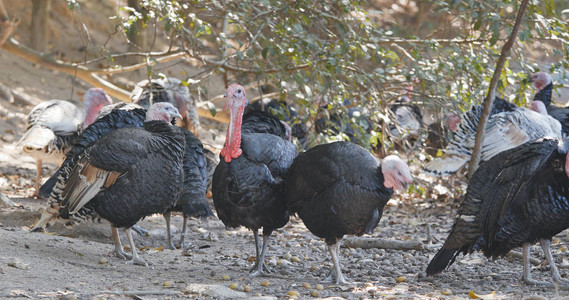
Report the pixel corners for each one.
[113,0,569,150]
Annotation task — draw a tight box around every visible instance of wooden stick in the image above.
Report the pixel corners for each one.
[342,237,424,250]
[508,250,541,265]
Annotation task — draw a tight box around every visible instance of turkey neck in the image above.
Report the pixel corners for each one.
[221,103,245,162]
[83,102,105,129]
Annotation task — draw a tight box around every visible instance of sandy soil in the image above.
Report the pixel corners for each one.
[2,1,569,299]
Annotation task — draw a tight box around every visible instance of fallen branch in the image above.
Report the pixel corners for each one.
[508,250,541,265]
[342,237,424,250]
[0,193,15,208]
[82,290,181,297]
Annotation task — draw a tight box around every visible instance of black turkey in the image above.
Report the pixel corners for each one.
[212,84,297,277]
[284,141,412,284]
[247,97,308,147]
[34,102,212,249]
[41,103,184,266]
[427,137,569,285]
[131,76,200,135]
[530,72,569,136]
[424,97,561,176]
[388,86,423,139]
[18,88,112,197]
[164,129,213,249]
[425,114,461,157]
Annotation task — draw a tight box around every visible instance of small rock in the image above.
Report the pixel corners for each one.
[260,281,270,286]
[441,288,451,295]
[396,276,406,283]
[315,284,324,290]
[229,283,237,290]
[243,285,251,292]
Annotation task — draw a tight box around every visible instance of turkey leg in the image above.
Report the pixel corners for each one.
[164,211,177,250]
[540,239,569,285]
[124,228,148,266]
[179,216,189,248]
[325,239,348,284]
[110,225,132,260]
[249,231,271,277]
[522,242,549,285]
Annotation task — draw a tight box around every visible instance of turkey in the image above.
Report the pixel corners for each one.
[248,97,308,147]
[131,76,200,135]
[427,137,569,285]
[424,114,461,157]
[424,97,561,176]
[40,103,184,266]
[284,141,412,284]
[388,86,423,138]
[164,129,213,249]
[34,102,213,249]
[212,84,297,277]
[18,88,112,197]
[530,72,569,136]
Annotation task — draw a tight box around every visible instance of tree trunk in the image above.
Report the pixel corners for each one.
[0,0,18,47]
[467,0,530,178]
[31,0,51,52]
[127,0,147,63]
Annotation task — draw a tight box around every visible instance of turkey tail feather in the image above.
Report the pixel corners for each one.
[424,154,468,176]
[426,247,460,276]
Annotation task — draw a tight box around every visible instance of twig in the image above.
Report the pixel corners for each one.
[467,0,530,178]
[342,238,425,250]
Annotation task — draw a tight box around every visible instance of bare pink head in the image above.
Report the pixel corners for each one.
[83,88,113,128]
[447,114,461,132]
[381,155,413,191]
[221,84,248,163]
[531,72,552,91]
[531,100,548,115]
[145,102,183,123]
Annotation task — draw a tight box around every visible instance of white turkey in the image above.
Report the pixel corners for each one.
[530,72,569,136]
[17,88,112,196]
[424,97,562,176]
[131,76,200,135]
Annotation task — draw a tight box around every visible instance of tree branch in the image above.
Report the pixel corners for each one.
[0,38,230,123]
[467,0,530,178]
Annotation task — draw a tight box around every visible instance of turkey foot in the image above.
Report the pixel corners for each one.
[126,255,149,267]
[248,232,271,277]
[131,225,149,236]
[523,277,551,286]
[110,225,132,260]
[124,227,148,267]
[324,241,349,285]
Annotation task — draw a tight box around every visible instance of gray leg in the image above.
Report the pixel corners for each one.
[179,216,188,248]
[523,242,549,285]
[124,228,148,266]
[324,239,348,284]
[163,211,176,250]
[33,159,42,198]
[249,233,271,277]
[110,225,131,260]
[540,239,569,285]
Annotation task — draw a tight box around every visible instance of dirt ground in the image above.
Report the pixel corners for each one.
[2,1,569,299]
